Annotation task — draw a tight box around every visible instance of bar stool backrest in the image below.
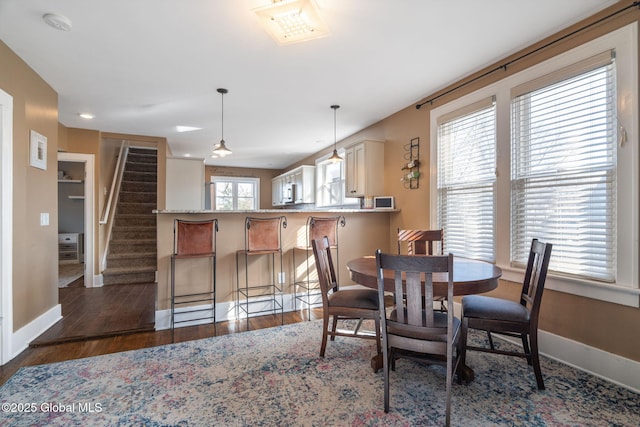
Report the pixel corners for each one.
[308,216,345,248]
[175,219,217,256]
[246,216,286,252]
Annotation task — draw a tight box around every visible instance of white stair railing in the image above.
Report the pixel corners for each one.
[100,141,129,271]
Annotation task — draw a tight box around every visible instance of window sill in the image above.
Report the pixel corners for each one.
[499,265,640,308]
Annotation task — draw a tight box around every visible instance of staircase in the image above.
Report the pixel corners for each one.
[103,148,157,286]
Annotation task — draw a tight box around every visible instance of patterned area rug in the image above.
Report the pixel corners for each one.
[1,320,638,426]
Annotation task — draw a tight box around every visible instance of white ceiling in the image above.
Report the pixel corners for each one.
[0,0,617,169]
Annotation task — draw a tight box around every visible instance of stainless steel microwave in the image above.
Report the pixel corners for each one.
[373,196,394,209]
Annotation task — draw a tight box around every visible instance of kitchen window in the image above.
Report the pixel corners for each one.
[431,24,638,306]
[315,151,358,207]
[210,176,259,210]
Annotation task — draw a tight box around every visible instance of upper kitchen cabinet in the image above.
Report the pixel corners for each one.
[272,165,315,206]
[344,140,384,198]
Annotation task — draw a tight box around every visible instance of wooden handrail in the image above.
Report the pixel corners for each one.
[100,142,129,271]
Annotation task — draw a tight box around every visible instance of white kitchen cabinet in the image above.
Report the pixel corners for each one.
[272,165,315,206]
[344,140,384,198]
[272,175,283,206]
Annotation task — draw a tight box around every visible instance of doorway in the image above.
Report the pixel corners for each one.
[57,153,94,288]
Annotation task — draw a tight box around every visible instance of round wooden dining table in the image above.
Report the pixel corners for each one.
[346,255,503,379]
[347,255,502,296]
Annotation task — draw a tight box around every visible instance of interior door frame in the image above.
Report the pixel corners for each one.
[58,152,95,288]
[0,88,13,364]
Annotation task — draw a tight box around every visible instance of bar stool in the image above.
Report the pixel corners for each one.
[171,218,218,335]
[293,216,345,319]
[236,216,286,326]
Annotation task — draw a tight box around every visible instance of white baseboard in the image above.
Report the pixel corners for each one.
[451,301,640,393]
[11,304,61,359]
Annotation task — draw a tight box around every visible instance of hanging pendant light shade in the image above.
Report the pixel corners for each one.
[212,88,232,158]
[328,104,342,163]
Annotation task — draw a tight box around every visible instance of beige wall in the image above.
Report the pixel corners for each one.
[0,40,59,331]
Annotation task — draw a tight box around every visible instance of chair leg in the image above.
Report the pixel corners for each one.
[521,333,532,365]
[383,338,390,413]
[320,314,329,357]
[487,331,495,350]
[374,315,382,355]
[529,332,545,390]
[330,316,338,342]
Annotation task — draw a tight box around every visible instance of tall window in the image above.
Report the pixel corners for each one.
[437,98,496,262]
[511,52,616,282]
[211,176,259,210]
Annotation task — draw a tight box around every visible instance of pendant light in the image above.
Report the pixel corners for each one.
[212,88,232,157]
[328,104,342,163]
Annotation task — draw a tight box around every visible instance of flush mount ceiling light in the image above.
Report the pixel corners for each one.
[212,88,232,158]
[42,13,72,31]
[78,112,94,119]
[252,0,329,45]
[328,104,343,163]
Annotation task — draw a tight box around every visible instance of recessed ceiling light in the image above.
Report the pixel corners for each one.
[79,113,94,119]
[42,13,72,32]
[176,125,202,133]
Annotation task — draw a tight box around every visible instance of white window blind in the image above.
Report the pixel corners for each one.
[437,97,496,262]
[511,51,616,282]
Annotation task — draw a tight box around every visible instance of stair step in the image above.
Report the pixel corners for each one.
[114,215,156,227]
[118,191,157,203]
[123,171,157,183]
[121,180,156,193]
[106,254,156,269]
[111,227,156,240]
[125,162,156,174]
[117,202,156,215]
[109,239,156,253]
[103,269,156,286]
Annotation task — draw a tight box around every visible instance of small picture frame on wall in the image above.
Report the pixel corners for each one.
[29,130,47,170]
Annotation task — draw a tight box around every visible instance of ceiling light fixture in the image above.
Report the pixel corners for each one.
[212,88,232,158]
[42,13,72,31]
[78,113,94,119]
[328,104,342,163]
[252,0,329,46]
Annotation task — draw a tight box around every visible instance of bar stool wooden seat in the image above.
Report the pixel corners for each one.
[170,218,218,335]
[236,216,286,326]
[293,216,345,318]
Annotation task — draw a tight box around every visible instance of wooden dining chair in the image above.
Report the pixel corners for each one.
[460,238,552,390]
[375,250,462,427]
[311,237,381,359]
[397,228,446,311]
[397,228,444,255]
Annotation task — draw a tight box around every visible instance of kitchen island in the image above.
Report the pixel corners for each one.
[154,208,398,328]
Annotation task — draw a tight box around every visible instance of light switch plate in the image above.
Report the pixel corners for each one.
[40,212,49,226]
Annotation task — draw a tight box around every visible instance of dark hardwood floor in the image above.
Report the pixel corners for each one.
[30,278,157,346]
[0,281,322,386]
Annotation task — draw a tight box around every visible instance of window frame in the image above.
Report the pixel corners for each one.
[210,176,260,211]
[314,150,359,208]
[430,23,639,307]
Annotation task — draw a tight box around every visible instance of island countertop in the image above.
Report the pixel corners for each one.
[154,208,400,214]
